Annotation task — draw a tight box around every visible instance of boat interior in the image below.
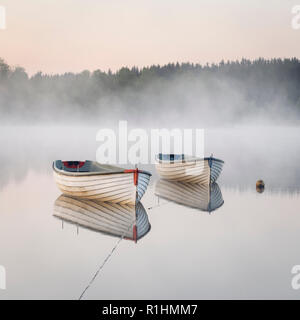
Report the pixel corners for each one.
[53,160,125,175]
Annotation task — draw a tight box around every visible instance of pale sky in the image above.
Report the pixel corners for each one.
[0,0,299,75]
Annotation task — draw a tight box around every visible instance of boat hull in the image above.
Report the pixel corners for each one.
[53,160,151,205]
[155,157,224,184]
[53,170,148,205]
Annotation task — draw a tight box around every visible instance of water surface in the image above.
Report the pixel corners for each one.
[0,125,299,299]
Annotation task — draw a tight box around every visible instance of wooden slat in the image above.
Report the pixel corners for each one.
[54,168,151,204]
[54,170,137,204]
[155,157,224,184]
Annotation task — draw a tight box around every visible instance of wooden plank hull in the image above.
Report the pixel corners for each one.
[155,157,224,184]
[137,172,151,201]
[53,195,151,241]
[53,171,137,204]
[53,161,152,205]
[155,179,224,212]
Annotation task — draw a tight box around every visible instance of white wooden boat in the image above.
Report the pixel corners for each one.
[53,160,151,205]
[155,179,224,212]
[53,195,151,242]
[155,154,224,184]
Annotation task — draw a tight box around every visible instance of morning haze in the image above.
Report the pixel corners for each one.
[0,58,299,126]
[0,0,298,75]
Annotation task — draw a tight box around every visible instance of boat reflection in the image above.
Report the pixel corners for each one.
[53,195,151,242]
[155,179,224,213]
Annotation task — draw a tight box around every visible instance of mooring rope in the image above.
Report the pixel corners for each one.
[78,199,168,299]
[78,220,135,300]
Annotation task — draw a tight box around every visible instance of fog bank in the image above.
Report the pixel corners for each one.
[0,58,300,126]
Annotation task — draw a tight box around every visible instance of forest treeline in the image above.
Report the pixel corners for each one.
[0,58,300,125]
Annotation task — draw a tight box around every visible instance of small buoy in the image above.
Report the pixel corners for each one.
[256,180,265,193]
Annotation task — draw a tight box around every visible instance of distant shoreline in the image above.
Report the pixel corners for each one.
[0,57,300,125]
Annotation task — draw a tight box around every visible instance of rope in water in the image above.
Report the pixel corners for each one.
[78,220,135,300]
[79,199,167,299]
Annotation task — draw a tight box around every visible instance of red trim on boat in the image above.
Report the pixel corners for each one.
[124,168,139,185]
[62,161,85,169]
[124,225,137,242]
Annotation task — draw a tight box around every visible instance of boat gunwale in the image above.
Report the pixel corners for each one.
[53,162,152,177]
[155,156,224,165]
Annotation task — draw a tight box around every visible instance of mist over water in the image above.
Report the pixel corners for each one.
[1,58,300,127]
[1,58,300,299]
[1,57,299,191]
[0,134,300,299]
[0,125,299,193]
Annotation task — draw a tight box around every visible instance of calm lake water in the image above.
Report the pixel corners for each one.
[0,125,300,299]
